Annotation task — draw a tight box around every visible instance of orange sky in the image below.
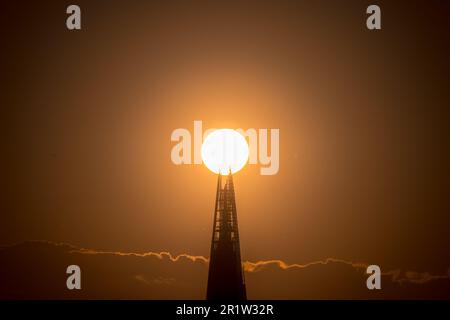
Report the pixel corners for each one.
[1,0,450,299]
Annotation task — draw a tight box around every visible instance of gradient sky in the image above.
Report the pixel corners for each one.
[1,0,450,298]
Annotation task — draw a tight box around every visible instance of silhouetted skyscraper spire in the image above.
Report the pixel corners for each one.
[206,171,246,300]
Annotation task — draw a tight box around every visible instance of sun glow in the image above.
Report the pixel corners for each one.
[201,129,249,175]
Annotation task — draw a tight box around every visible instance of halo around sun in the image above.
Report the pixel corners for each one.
[201,129,249,175]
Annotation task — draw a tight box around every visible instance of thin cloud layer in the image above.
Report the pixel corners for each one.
[0,241,449,299]
[74,247,209,263]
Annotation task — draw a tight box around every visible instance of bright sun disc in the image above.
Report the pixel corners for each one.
[201,129,249,175]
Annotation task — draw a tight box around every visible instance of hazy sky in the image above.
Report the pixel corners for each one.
[2,0,450,291]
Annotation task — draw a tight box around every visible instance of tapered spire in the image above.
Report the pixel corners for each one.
[206,172,246,300]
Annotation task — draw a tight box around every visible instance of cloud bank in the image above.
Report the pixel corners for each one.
[0,241,448,299]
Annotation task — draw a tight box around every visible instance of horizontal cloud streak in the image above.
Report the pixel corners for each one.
[60,241,450,285]
[1,240,449,300]
[74,247,209,264]
[244,258,368,272]
[244,258,450,285]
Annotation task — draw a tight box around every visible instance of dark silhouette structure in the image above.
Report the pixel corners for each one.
[206,172,246,300]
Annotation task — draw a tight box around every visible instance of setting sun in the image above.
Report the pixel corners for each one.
[201,129,249,175]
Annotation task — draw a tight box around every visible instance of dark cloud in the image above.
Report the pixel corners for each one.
[0,241,449,299]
